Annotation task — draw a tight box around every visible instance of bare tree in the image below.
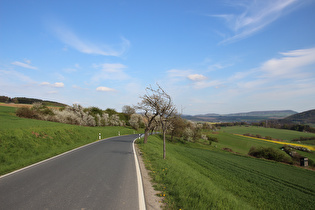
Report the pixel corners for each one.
[136,84,176,159]
[135,85,163,143]
[158,89,177,159]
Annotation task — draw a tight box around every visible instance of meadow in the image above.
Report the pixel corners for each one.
[0,106,136,175]
[217,126,315,162]
[137,135,315,209]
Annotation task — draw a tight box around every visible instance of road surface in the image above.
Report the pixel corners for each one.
[0,134,142,209]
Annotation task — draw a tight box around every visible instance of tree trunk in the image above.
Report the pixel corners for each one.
[163,129,166,159]
[144,128,149,144]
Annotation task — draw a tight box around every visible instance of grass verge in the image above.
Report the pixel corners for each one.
[137,135,315,209]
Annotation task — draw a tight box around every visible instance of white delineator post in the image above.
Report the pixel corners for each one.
[99,133,101,140]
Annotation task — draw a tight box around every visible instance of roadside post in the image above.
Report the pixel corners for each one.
[99,133,101,140]
[118,131,120,136]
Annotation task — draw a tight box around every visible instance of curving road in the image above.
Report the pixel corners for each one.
[0,134,143,210]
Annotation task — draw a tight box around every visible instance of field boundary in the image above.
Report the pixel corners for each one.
[234,134,315,151]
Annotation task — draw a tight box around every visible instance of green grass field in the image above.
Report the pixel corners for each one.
[137,135,315,209]
[216,126,315,162]
[221,126,315,142]
[0,106,137,175]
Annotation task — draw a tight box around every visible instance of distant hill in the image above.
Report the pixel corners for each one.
[282,109,315,124]
[0,96,67,107]
[183,110,297,122]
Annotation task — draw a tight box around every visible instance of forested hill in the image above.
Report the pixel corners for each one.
[0,96,67,107]
[283,109,315,124]
[183,110,297,122]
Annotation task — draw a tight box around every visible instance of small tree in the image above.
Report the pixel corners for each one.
[135,85,163,143]
[129,113,143,130]
[122,105,136,116]
[157,87,176,159]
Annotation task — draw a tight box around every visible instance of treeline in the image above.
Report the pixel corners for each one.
[213,121,315,134]
[252,121,315,133]
[0,96,67,107]
[15,102,218,144]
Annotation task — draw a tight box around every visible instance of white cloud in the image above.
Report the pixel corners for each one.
[40,82,50,86]
[166,69,223,90]
[52,24,130,56]
[193,80,223,89]
[0,69,34,83]
[212,0,299,44]
[96,86,116,92]
[11,61,38,70]
[187,74,207,81]
[167,69,191,78]
[260,48,315,78]
[92,63,129,81]
[54,82,65,87]
[40,82,65,87]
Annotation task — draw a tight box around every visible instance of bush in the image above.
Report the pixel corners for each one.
[209,136,218,142]
[248,146,292,164]
[16,107,38,119]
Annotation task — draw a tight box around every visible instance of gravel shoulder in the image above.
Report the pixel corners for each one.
[135,145,165,210]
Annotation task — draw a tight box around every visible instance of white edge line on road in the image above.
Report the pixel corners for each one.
[0,136,117,179]
[133,138,146,210]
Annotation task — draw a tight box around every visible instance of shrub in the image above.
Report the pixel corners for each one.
[223,148,233,152]
[248,146,292,164]
[129,114,143,130]
[208,136,218,143]
[16,107,38,119]
[265,136,272,140]
[183,127,194,142]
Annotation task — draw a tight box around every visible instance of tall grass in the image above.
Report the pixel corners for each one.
[137,135,315,209]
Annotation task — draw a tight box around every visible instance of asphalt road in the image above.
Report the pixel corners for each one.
[0,134,141,210]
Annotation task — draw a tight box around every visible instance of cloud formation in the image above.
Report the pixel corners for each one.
[11,60,38,70]
[187,74,207,81]
[212,0,299,43]
[40,82,65,87]
[96,86,116,92]
[260,47,315,79]
[92,63,129,81]
[52,24,130,56]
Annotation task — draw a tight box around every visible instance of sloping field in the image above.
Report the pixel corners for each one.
[234,134,315,151]
[221,126,315,141]
[0,106,135,175]
[138,135,315,209]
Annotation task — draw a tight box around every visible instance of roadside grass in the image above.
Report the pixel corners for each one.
[137,135,315,210]
[0,106,136,175]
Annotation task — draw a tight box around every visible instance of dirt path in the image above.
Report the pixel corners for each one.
[135,145,165,210]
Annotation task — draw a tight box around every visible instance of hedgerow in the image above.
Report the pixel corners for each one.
[16,103,126,127]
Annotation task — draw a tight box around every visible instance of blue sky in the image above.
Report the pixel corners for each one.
[1,0,314,115]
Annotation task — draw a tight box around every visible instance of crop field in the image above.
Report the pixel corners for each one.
[216,126,315,162]
[221,126,315,142]
[137,135,315,209]
[0,106,136,175]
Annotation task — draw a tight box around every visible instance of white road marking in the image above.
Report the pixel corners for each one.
[133,138,147,210]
